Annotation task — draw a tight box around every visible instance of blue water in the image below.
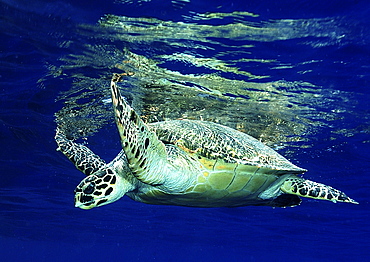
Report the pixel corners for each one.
[1,0,369,261]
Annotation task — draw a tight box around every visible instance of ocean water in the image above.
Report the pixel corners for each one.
[1,0,369,261]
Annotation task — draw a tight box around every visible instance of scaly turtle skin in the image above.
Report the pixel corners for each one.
[56,73,358,209]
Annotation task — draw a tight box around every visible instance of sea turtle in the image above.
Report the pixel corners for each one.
[56,73,358,209]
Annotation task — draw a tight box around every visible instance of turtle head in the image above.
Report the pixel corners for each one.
[74,168,128,209]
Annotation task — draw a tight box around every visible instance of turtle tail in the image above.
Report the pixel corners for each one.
[280,176,358,204]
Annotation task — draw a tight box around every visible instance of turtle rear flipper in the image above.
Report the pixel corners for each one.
[55,127,106,175]
[281,176,359,204]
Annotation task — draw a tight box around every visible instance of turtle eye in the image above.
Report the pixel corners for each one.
[83,183,95,194]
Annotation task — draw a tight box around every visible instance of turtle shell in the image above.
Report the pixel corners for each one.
[150,119,306,174]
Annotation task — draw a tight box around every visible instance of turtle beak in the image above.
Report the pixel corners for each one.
[74,192,96,209]
[74,194,110,209]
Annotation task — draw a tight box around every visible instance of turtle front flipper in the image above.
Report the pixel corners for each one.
[55,127,106,175]
[281,176,358,204]
[110,74,168,186]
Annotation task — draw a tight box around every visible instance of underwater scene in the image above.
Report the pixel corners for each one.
[1,0,369,261]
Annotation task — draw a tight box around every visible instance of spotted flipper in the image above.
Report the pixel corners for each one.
[281,176,359,204]
[110,74,168,185]
[55,127,106,176]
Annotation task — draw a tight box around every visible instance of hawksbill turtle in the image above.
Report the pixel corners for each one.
[56,73,358,209]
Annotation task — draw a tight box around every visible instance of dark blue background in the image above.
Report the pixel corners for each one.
[1,0,369,261]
